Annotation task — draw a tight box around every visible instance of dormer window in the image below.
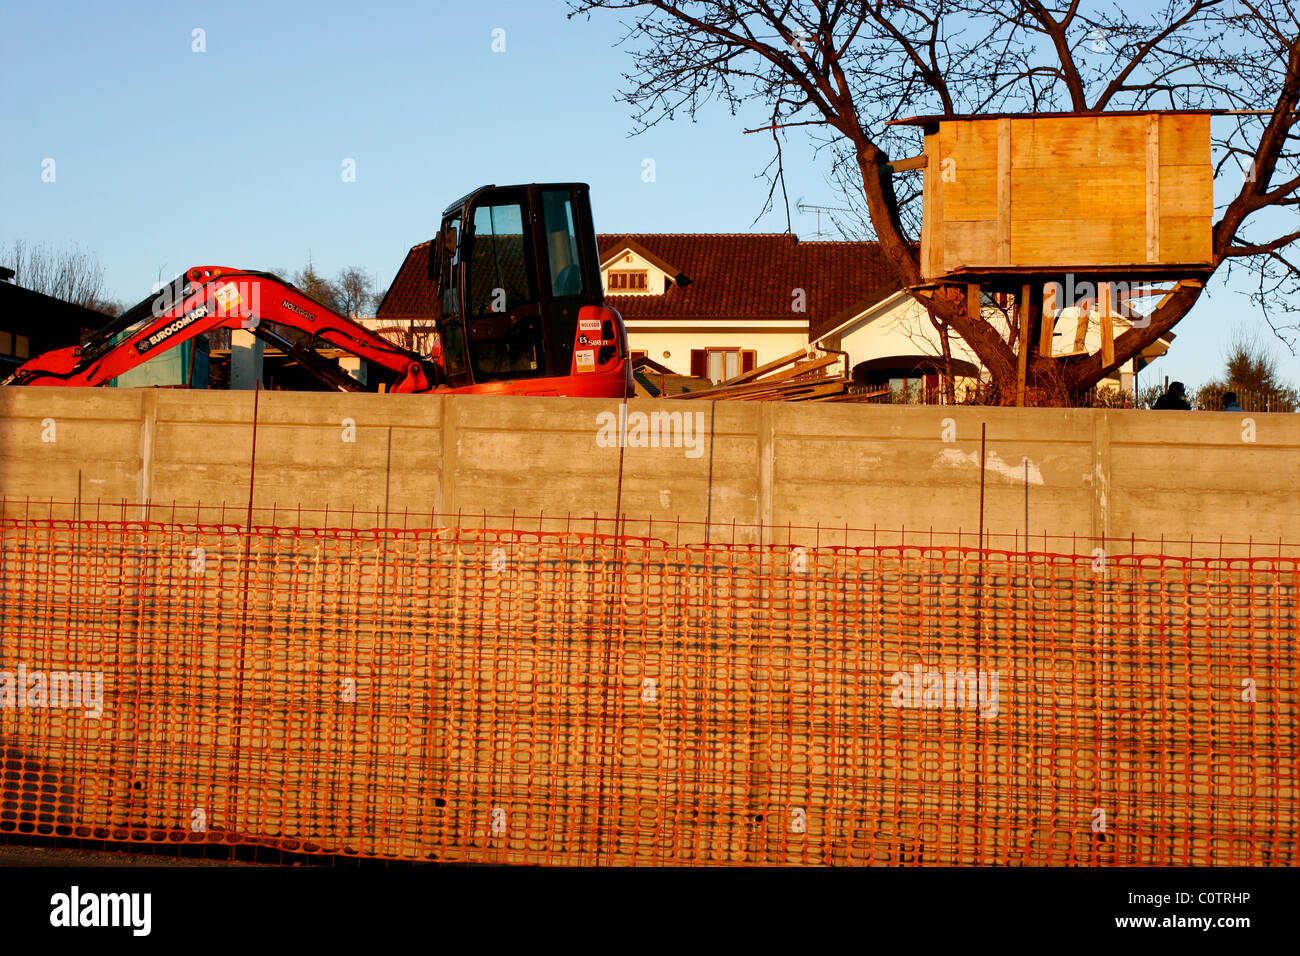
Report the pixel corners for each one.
[600,242,681,296]
[609,270,648,291]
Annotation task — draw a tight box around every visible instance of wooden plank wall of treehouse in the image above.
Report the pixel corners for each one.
[902,110,1215,405]
[915,112,1214,276]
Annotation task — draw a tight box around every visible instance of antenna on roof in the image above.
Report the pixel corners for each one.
[796,201,854,240]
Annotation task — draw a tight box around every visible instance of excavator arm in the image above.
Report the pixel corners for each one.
[3,267,440,392]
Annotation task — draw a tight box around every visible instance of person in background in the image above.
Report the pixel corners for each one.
[1222,391,1244,412]
[1153,381,1192,410]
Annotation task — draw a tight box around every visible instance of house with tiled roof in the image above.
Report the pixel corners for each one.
[375,233,1165,401]
[596,234,900,383]
[597,234,1168,399]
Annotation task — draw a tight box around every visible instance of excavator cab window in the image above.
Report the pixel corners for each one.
[463,195,547,381]
[541,189,585,298]
[468,202,536,317]
[437,214,468,379]
[535,185,599,378]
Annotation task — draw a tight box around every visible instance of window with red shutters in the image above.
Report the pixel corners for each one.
[690,349,706,379]
[609,271,648,291]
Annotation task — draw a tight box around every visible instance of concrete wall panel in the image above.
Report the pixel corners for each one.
[1,388,1295,550]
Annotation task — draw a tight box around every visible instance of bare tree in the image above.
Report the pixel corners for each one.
[1194,328,1299,409]
[84,296,127,317]
[0,239,108,309]
[335,267,377,318]
[570,0,1300,404]
[290,260,377,317]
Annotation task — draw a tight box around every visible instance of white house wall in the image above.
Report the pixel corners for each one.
[1046,306,1159,362]
[832,295,1141,392]
[590,247,822,377]
[623,323,809,377]
[833,295,984,376]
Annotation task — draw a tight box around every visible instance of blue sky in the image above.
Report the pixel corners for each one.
[1,0,1296,391]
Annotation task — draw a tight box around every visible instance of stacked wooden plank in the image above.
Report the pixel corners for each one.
[665,348,853,402]
[629,357,714,398]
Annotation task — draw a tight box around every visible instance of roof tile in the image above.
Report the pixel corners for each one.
[375,241,435,317]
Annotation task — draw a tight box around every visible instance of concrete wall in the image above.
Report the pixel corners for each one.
[1,387,1296,551]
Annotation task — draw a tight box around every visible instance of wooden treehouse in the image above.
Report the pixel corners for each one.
[891,110,1218,403]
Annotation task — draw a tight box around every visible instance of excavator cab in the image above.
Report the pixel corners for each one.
[431,183,631,397]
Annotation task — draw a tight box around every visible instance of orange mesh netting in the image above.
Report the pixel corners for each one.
[1,514,1295,865]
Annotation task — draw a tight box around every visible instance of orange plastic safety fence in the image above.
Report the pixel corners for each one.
[0,516,1295,865]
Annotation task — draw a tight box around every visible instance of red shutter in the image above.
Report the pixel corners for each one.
[690,349,706,379]
[742,351,756,373]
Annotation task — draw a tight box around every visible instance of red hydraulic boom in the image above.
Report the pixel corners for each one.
[5,267,437,392]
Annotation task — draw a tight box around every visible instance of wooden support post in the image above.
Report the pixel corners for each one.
[967,284,981,322]
[1040,282,1057,357]
[1146,115,1161,263]
[1017,284,1031,406]
[997,118,1011,266]
[921,138,935,276]
[993,121,1013,269]
[1099,281,1115,368]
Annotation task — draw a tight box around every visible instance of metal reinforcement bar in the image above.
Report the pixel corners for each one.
[0,511,1295,866]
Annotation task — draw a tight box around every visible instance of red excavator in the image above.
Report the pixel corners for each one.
[3,183,632,398]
